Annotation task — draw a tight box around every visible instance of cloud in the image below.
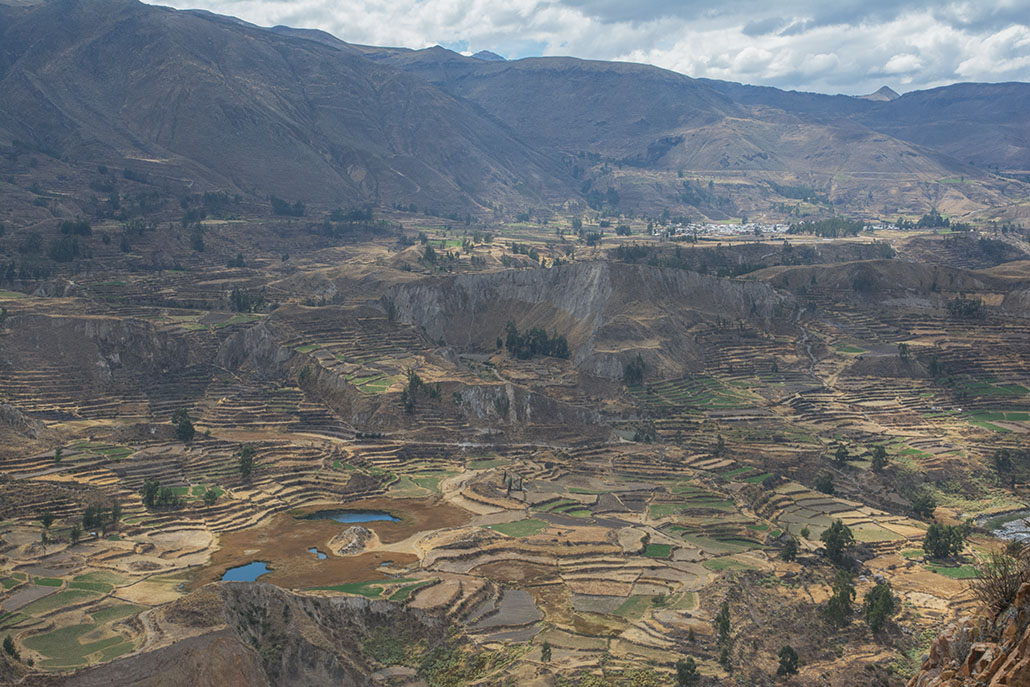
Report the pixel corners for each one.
[147,0,1030,94]
[885,53,923,74]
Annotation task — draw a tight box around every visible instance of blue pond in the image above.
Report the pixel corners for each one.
[308,547,328,560]
[303,509,399,524]
[221,561,270,582]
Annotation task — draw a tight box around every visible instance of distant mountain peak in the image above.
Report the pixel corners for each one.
[858,85,900,102]
[471,50,506,62]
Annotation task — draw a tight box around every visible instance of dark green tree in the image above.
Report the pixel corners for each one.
[871,445,888,472]
[171,408,195,442]
[675,656,700,687]
[815,472,835,495]
[141,479,161,508]
[238,444,256,480]
[779,537,798,562]
[203,488,220,507]
[833,444,850,466]
[864,582,895,633]
[40,512,55,530]
[911,490,937,519]
[823,569,855,627]
[820,519,854,566]
[993,449,1015,487]
[714,601,731,646]
[70,523,81,545]
[923,522,966,560]
[777,645,799,676]
[540,640,551,663]
[3,635,18,660]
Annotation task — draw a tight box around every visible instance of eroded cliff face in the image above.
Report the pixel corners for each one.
[383,261,793,379]
[908,582,1030,687]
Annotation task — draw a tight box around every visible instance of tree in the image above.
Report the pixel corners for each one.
[833,444,850,467]
[911,490,937,519]
[821,519,855,566]
[675,657,700,687]
[777,645,799,677]
[815,472,835,495]
[238,444,256,480]
[172,408,195,442]
[203,488,220,507]
[141,479,161,508]
[993,449,1015,487]
[3,635,18,661]
[779,537,798,562]
[623,353,646,386]
[54,446,63,463]
[714,601,731,646]
[40,512,55,530]
[897,343,910,360]
[864,582,895,633]
[70,523,81,545]
[823,569,855,627]
[540,640,551,663]
[871,445,888,473]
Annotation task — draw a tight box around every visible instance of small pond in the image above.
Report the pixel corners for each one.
[308,547,328,560]
[302,509,399,524]
[222,561,271,582]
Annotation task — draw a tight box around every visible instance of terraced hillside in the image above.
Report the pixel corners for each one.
[0,211,1028,687]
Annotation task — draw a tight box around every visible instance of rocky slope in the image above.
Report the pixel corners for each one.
[383,260,793,379]
[908,581,1030,687]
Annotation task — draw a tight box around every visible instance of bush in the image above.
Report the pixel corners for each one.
[971,545,1030,614]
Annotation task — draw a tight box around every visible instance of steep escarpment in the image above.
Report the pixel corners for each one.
[383,261,792,379]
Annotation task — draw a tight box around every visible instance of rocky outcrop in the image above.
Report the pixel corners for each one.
[908,582,1030,687]
[328,525,375,556]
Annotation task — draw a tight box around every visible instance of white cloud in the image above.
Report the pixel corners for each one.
[147,0,1030,94]
[885,53,923,73]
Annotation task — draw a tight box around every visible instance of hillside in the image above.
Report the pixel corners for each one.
[0,0,572,210]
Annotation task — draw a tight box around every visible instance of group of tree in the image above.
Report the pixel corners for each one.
[400,368,441,415]
[786,218,865,238]
[141,479,185,510]
[923,522,969,560]
[501,321,570,360]
[270,195,305,217]
[81,502,122,535]
[228,285,265,313]
[946,295,986,320]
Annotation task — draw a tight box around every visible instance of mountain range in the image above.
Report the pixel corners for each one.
[1,0,1028,218]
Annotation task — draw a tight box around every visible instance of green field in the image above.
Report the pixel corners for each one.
[643,543,673,558]
[486,519,549,538]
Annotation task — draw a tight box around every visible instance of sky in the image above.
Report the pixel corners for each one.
[150,0,1030,95]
